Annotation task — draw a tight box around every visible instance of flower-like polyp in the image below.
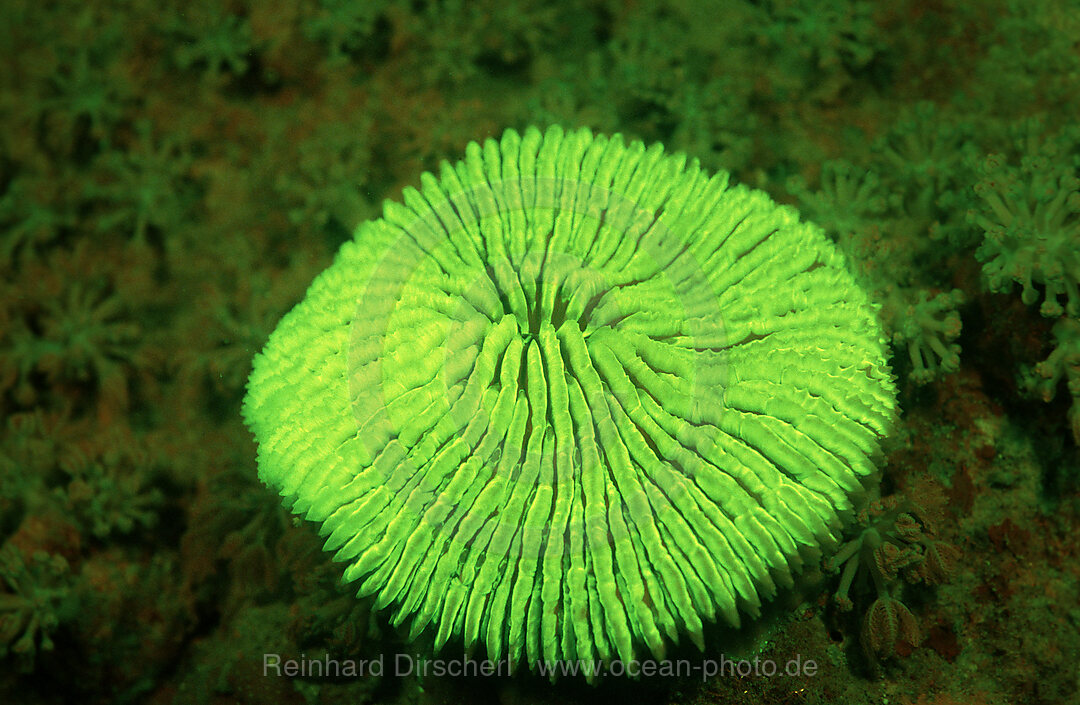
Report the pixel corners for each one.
[972,152,1080,318]
[243,126,898,676]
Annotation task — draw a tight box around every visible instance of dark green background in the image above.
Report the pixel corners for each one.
[1,1,1078,703]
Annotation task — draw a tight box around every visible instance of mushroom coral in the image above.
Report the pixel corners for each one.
[243,125,898,673]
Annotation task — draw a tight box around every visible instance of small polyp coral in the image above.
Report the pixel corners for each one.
[826,498,958,663]
[0,544,78,672]
[0,242,140,414]
[301,0,391,63]
[0,173,77,264]
[1022,316,1080,443]
[35,282,139,391]
[872,102,976,227]
[786,159,890,244]
[273,120,375,237]
[883,287,965,386]
[90,120,197,243]
[180,469,290,614]
[56,435,164,539]
[786,153,967,387]
[162,5,256,81]
[755,0,881,102]
[970,139,1080,318]
[39,46,131,153]
[860,595,920,663]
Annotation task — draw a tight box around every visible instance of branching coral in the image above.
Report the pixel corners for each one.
[173,255,324,401]
[0,236,161,429]
[0,317,47,408]
[0,410,81,475]
[970,146,1080,318]
[786,153,966,386]
[0,407,164,546]
[601,2,759,173]
[525,65,620,139]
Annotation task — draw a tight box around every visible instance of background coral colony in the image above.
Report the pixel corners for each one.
[1,2,1079,705]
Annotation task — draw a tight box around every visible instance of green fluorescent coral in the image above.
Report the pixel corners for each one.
[243,125,899,672]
